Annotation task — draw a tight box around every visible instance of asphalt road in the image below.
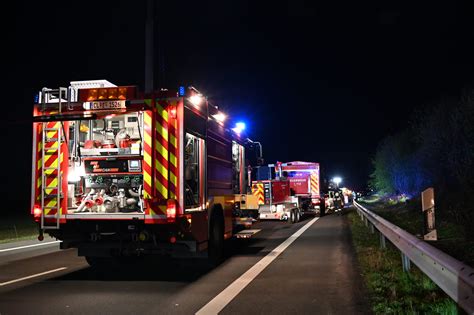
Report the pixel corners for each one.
[0,209,370,314]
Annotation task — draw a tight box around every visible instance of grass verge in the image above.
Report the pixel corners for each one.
[0,214,38,244]
[347,208,459,314]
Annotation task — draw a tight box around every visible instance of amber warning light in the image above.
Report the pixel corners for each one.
[78,86,137,102]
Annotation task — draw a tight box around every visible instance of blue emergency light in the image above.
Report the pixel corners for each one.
[179,86,185,96]
[232,122,246,134]
[236,122,246,130]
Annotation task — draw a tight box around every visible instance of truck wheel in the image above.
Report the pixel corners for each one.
[320,203,326,217]
[208,213,224,267]
[288,209,295,224]
[295,210,301,222]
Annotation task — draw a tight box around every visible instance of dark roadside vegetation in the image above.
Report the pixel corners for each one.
[347,207,458,314]
[369,85,474,244]
[0,213,37,244]
[368,84,474,266]
[350,85,474,314]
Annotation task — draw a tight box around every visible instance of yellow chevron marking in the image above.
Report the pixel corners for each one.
[155,140,169,160]
[47,177,58,188]
[144,132,152,147]
[170,172,177,186]
[169,152,177,167]
[159,205,167,215]
[156,121,169,140]
[45,200,57,207]
[44,142,59,150]
[155,180,168,199]
[144,112,152,126]
[144,171,152,187]
[170,134,177,148]
[144,150,152,167]
[157,104,169,122]
[44,199,58,215]
[155,160,168,180]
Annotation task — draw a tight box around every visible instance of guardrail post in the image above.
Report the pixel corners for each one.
[364,216,368,227]
[401,253,411,272]
[379,232,386,249]
[369,223,375,234]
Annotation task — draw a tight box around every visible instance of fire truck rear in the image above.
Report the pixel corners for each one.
[31,80,260,266]
[252,161,323,222]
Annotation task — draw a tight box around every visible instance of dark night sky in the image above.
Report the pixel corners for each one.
[6,0,474,210]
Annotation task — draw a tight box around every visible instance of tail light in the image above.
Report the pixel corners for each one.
[167,199,177,221]
[33,205,42,222]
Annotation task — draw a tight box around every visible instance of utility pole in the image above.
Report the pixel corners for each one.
[145,0,154,93]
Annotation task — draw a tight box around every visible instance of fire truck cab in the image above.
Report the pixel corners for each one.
[31,80,260,266]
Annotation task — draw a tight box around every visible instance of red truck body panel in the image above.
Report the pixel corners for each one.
[271,180,291,203]
[280,161,320,204]
[289,176,310,195]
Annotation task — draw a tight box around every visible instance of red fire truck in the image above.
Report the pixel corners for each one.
[252,161,323,222]
[31,80,260,266]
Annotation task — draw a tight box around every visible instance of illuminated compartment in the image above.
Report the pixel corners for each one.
[66,112,145,214]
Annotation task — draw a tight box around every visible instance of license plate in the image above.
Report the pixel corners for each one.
[83,100,126,111]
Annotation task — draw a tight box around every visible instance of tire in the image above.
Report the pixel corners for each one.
[208,212,224,267]
[320,201,326,217]
[288,209,295,224]
[295,209,301,222]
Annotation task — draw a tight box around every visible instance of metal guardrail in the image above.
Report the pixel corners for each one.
[353,201,474,314]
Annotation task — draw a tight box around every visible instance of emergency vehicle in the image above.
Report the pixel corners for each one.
[31,80,260,266]
[251,161,323,222]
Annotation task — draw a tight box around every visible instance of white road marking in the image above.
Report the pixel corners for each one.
[196,217,319,315]
[0,241,61,253]
[0,267,67,287]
